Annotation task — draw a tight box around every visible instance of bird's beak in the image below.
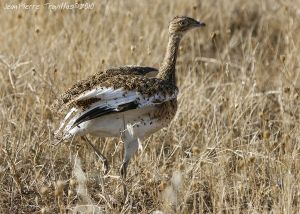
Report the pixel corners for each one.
[194,20,206,27]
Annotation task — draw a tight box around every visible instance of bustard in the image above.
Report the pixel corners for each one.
[53,16,205,179]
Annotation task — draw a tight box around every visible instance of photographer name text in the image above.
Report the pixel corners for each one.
[4,2,94,11]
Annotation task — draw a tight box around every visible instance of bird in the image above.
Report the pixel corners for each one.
[52,16,206,180]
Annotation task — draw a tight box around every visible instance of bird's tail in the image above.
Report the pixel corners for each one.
[54,107,78,140]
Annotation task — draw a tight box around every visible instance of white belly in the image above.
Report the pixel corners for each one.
[66,106,166,139]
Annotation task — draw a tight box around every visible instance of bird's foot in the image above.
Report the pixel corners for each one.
[120,161,128,179]
[120,162,128,197]
[103,159,110,175]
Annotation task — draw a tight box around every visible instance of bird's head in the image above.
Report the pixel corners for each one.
[169,16,205,37]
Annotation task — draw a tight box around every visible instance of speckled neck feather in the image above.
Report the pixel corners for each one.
[157,34,182,84]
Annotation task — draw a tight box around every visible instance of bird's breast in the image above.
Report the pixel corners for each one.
[155,99,178,122]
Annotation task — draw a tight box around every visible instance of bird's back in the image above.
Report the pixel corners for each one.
[52,70,177,114]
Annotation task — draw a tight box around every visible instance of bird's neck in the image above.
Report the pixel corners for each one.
[157,34,182,84]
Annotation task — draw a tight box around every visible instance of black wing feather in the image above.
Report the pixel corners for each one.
[72,101,139,128]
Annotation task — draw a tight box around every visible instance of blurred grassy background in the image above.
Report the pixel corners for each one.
[1,0,300,213]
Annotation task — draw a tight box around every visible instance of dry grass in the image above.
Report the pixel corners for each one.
[1,0,300,213]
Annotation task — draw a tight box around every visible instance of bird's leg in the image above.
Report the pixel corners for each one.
[119,128,139,196]
[120,132,139,178]
[120,160,128,197]
[120,161,128,179]
[81,136,110,174]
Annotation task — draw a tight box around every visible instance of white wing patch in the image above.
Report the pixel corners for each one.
[75,87,178,109]
[76,87,126,101]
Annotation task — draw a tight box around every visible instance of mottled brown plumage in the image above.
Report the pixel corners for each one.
[53,74,177,112]
[155,100,178,122]
[52,66,159,112]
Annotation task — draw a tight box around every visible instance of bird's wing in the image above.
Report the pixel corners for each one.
[51,66,158,112]
[57,86,177,135]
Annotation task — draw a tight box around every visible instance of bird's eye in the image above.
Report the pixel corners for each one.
[180,20,187,26]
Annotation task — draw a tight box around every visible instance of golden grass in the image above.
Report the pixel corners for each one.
[1,0,300,213]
